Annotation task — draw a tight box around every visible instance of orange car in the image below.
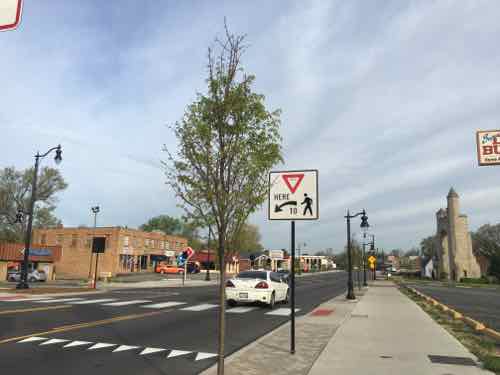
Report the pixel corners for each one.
[155,264,184,274]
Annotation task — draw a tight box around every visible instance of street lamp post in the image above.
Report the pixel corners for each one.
[344,209,369,300]
[88,206,100,282]
[361,226,370,287]
[16,145,62,289]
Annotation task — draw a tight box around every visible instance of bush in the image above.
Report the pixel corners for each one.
[459,277,490,284]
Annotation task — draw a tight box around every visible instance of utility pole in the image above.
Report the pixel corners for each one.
[89,206,99,287]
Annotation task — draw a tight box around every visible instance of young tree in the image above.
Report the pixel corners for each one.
[163,24,282,373]
[0,166,67,242]
[230,223,263,253]
[420,235,437,258]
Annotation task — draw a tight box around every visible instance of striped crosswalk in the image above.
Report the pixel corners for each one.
[16,336,217,362]
[1,296,301,316]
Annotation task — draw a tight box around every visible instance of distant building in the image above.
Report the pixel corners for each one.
[33,226,188,279]
[435,188,481,280]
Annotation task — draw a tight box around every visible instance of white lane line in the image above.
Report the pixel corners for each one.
[40,338,69,346]
[102,300,152,306]
[4,297,54,302]
[180,303,218,312]
[113,345,141,353]
[227,306,258,314]
[88,343,116,350]
[195,352,218,361]
[35,298,84,303]
[265,308,301,316]
[18,337,48,343]
[141,301,186,309]
[167,350,192,358]
[63,341,93,348]
[68,299,117,305]
[140,347,167,355]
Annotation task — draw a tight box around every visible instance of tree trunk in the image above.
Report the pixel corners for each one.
[217,234,226,375]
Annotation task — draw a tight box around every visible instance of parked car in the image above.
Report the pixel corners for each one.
[225,270,289,309]
[187,262,200,274]
[155,264,184,274]
[7,269,46,282]
[276,269,290,284]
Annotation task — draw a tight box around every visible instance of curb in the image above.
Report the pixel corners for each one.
[402,285,500,342]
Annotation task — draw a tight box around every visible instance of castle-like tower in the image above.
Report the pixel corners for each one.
[435,188,481,280]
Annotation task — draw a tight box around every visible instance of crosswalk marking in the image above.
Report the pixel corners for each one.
[17,336,218,363]
[88,343,116,350]
[102,300,151,306]
[113,345,140,353]
[18,337,48,343]
[35,298,84,303]
[180,303,218,312]
[167,350,192,358]
[63,341,93,348]
[141,301,186,309]
[40,338,69,346]
[68,299,117,305]
[227,306,258,314]
[140,347,167,355]
[265,308,301,316]
[195,352,218,361]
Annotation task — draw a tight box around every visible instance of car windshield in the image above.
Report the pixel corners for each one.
[236,271,267,280]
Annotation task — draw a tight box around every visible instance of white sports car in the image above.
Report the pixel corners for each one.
[225,270,289,309]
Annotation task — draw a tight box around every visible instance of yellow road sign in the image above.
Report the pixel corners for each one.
[368,255,376,264]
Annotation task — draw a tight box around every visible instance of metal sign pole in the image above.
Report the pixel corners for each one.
[290,220,295,354]
[93,253,99,289]
[183,261,187,286]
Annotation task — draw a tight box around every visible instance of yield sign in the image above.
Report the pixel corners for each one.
[0,0,23,32]
[282,174,304,194]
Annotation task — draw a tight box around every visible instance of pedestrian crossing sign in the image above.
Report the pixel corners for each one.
[368,255,376,264]
[268,170,319,220]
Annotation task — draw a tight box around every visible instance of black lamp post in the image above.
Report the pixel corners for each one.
[368,234,375,280]
[361,221,370,287]
[15,145,62,289]
[345,209,369,300]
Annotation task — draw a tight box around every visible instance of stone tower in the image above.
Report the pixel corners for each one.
[435,188,481,280]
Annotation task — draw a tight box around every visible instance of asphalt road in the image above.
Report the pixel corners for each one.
[408,283,500,331]
[0,271,347,375]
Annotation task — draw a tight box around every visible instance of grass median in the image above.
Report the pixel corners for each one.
[399,285,500,374]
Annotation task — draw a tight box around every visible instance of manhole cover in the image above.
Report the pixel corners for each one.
[428,355,477,366]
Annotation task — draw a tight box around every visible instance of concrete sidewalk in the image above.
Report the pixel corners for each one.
[309,281,493,374]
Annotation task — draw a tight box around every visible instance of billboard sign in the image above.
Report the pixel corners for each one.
[269,170,318,220]
[0,0,23,32]
[269,250,284,260]
[477,130,500,166]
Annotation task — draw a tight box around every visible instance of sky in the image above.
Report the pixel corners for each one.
[1,1,500,254]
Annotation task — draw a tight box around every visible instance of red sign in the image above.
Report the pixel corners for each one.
[0,0,23,32]
[477,130,500,166]
[282,173,304,194]
[185,246,195,259]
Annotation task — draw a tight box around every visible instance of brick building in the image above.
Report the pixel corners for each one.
[33,226,188,279]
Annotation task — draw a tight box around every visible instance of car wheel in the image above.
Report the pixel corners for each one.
[28,277,36,282]
[160,270,165,274]
[284,289,289,304]
[178,270,183,274]
[268,292,275,309]
[227,300,237,308]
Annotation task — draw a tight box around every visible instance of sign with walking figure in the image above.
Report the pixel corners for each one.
[268,170,318,220]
